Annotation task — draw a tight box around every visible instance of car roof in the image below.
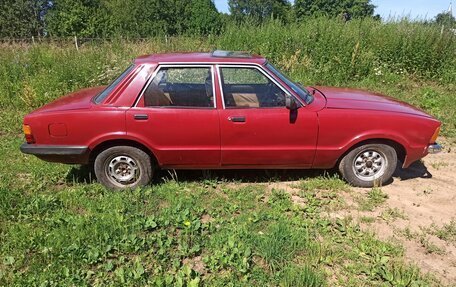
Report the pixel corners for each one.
[134,51,267,65]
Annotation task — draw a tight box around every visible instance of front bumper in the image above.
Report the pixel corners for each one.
[427,143,443,154]
[20,143,90,164]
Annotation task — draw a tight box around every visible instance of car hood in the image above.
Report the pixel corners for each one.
[315,86,431,118]
[32,86,106,114]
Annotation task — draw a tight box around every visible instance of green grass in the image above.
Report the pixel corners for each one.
[357,188,389,211]
[431,220,456,245]
[0,141,443,285]
[381,207,408,222]
[0,18,454,285]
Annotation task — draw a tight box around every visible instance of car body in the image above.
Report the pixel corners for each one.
[20,50,442,189]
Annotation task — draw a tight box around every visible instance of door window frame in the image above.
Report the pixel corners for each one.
[134,64,216,109]
[216,64,293,109]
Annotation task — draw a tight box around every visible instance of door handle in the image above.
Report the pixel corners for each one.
[134,114,148,120]
[228,116,246,123]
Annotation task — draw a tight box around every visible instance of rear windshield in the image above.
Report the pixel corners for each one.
[93,64,135,104]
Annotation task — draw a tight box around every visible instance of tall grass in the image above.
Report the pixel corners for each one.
[0,17,455,135]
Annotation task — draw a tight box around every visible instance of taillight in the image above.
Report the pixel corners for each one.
[430,126,440,143]
[23,124,35,144]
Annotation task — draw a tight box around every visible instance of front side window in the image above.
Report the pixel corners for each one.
[143,67,213,108]
[220,67,286,108]
[266,63,313,105]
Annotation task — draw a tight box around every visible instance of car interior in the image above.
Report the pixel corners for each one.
[144,68,214,108]
[220,67,286,108]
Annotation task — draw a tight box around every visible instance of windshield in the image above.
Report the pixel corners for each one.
[93,64,135,104]
[265,63,313,105]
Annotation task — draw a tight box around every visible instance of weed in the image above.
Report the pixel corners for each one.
[398,227,418,240]
[419,237,446,255]
[252,221,310,272]
[430,161,449,170]
[357,188,388,211]
[432,220,456,245]
[278,265,325,287]
[381,207,408,222]
[360,216,376,224]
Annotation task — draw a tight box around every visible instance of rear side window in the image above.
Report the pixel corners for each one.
[143,67,214,108]
[94,65,135,104]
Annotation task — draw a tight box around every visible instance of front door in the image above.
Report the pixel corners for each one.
[217,65,318,167]
[126,65,220,167]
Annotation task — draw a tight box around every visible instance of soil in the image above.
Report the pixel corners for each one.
[313,141,455,284]
[265,139,456,284]
[350,142,456,284]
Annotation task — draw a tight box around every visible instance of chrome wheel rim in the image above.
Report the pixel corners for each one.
[106,155,140,186]
[352,149,387,181]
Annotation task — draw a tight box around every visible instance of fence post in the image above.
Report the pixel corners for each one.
[74,36,79,51]
[32,36,35,45]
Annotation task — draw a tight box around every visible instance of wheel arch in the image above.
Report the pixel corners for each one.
[337,138,406,167]
[89,139,160,167]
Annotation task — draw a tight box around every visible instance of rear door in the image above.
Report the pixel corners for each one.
[217,65,318,167]
[126,65,220,167]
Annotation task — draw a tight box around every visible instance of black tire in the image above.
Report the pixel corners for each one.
[94,146,153,190]
[338,143,397,188]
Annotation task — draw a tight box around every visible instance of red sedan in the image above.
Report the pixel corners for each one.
[20,51,442,189]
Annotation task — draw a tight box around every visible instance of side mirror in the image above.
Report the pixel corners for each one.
[285,95,300,110]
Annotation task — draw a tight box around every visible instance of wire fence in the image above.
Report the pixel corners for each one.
[0,35,184,48]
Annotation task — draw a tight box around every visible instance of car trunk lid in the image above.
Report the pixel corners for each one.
[32,86,106,114]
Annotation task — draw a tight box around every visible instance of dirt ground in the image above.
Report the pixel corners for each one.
[350,141,456,284]
[261,139,456,284]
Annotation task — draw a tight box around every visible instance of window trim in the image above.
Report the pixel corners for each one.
[135,64,216,109]
[94,64,136,104]
[216,64,293,110]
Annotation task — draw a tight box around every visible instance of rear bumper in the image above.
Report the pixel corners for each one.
[20,144,90,164]
[427,143,443,154]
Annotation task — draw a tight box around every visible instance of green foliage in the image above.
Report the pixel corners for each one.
[252,221,311,271]
[0,0,51,37]
[435,11,456,28]
[187,0,222,35]
[432,219,456,244]
[45,0,106,37]
[357,188,388,211]
[45,0,221,37]
[0,135,442,285]
[279,265,325,287]
[229,0,292,22]
[295,0,376,19]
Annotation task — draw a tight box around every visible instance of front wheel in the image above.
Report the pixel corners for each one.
[94,146,153,190]
[338,143,397,188]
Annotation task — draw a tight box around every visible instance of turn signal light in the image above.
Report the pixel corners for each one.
[23,124,35,144]
[430,126,440,143]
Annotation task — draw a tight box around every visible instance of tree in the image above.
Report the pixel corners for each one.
[0,0,51,37]
[294,0,376,20]
[435,12,456,28]
[187,0,222,35]
[229,0,292,22]
[45,0,105,37]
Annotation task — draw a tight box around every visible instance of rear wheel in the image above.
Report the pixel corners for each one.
[94,146,153,190]
[339,143,397,187]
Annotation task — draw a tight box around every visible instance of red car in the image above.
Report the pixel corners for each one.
[20,51,442,189]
